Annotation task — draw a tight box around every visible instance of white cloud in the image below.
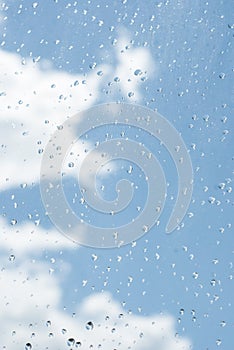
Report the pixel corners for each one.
[0,38,155,191]
[0,218,75,256]
[0,49,109,190]
[0,39,191,350]
[110,28,157,101]
[0,255,191,349]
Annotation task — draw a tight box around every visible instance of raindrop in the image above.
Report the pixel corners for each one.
[46,320,51,327]
[68,162,74,168]
[89,62,97,70]
[219,73,225,79]
[32,2,38,9]
[210,279,217,286]
[180,308,185,315]
[67,338,75,346]
[134,69,142,76]
[92,254,98,261]
[25,344,32,350]
[10,219,17,225]
[9,254,15,262]
[216,339,222,346]
[86,321,94,330]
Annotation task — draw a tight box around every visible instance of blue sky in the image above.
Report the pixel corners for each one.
[0,0,233,349]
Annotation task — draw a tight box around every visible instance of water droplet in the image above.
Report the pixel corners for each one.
[134,69,142,76]
[32,2,38,9]
[25,344,32,350]
[10,219,17,225]
[20,183,27,189]
[46,320,51,327]
[208,196,215,204]
[68,162,74,168]
[9,254,15,262]
[219,73,225,79]
[180,308,185,315]
[89,62,97,70]
[216,339,222,346]
[86,321,94,330]
[92,254,98,261]
[210,279,217,286]
[67,338,75,346]
[75,342,82,348]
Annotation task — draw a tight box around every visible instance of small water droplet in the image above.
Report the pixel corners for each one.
[92,254,98,261]
[86,321,94,330]
[89,62,97,70]
[210,279,217,286]
[11,219,17,225]
[9,254,15,262]
[25,344,32,350]
[180,308,185,315]
[219,73,225,79]
[67,338,75,346]
[134,69,142,76]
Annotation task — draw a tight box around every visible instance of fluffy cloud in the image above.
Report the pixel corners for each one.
[0,258,191,350]
[0,218,75,256]
[0,218,191,349]
[0,35,155,191]
[0,48,108,190]
[0,40,191,350]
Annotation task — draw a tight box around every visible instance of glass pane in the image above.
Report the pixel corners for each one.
[0,1,233,349]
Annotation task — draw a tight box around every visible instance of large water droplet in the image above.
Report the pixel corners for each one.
[9,254,15,262]
[67,338,75,346]
[134,69,142,76]
[86,321,94,330]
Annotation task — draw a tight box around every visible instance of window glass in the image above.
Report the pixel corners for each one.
[0,1,233,349]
